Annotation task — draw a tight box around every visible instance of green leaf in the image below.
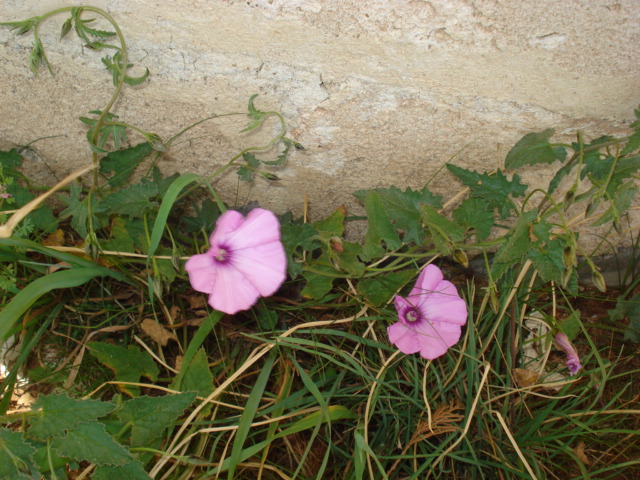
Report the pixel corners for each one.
[301,268,335,300]
[582,154,640,197]
[29,394,115,440]
[358,270,416,307]
[592,181,637,227]
[491,209,538,280]
[80,110,128,150]
[361,191,401,259]
[353,186,442,244]
[452,197,494,241]
[59,184,99,238]
[5,184,58,233]
[0,428,38,479]
[93,459,151,480]
[447,164,527,218]
[609,294,640,343]
[334,241,365,276]
[280,220,318,278]
[313,206,346,236]
[100,217,136,252]
[0,266,127,343]
[170,348,213,397]
[116,392,197,447]
[0,148,23,171]
[622,129,640,156]
[505,129,566,169]
[528,238,565,283]
[558,311,581,340]
[181,197,221,234]
[51,422,132,467]
[100,182,159,217]
[60,17,73,39]
[88,342,159,397]
[100,142,153,187]
[420,205,464,254]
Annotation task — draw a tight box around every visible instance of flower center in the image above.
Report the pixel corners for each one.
[405,308,421,323]
[213,244,232,264]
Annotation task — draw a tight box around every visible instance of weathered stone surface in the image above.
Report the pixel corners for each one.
[0,0,638,245]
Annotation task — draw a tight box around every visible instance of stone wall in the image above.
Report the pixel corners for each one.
[0,0,639,229]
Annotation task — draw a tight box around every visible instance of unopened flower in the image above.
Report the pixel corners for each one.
[185,208,286,314]
[388,264,467,360]
[555,332,582,375]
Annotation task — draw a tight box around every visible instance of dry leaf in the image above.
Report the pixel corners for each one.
[186,294,207,309]
[175,355,183,372]
[140,318,177,346]
[513,368,540,388]
[574,441,591,465]
[42,229,65,246]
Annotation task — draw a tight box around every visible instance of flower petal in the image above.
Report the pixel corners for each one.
[408,264,443,298]
[387,322,421,355]
[206,264,261,314]
[419,280,467,326]
[231,241,286,296]
[226,208,283,250]
[413,320,462,360]
[210,210,244,246]
[184,253,218,294]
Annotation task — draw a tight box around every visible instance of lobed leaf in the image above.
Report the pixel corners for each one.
[99,142,153,187]
[50,422,132,467]
[0,428,38,479]
[88,342,159,397]
[29,394,115,440]
[116,392,197,447]
[505,128,566,169]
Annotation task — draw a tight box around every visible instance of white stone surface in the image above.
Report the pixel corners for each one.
[0,0,638,238]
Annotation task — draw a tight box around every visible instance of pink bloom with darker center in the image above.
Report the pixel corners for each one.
[555,332,582,375]
[388,264,467,360]
[185,208,286,315]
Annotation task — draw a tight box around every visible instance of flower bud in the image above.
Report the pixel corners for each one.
[489,288,500,314]
[561,267,573,288]
[453,249,469,268]
[563,245,576,268]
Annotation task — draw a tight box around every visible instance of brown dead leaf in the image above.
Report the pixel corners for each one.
[513,368,540,388]
[42,229,65,246]
[186,294,207,309]
[574,441,591,465]
[140,318,177,346]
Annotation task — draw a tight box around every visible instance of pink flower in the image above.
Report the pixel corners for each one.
[185,208,287,314]
[555,332,582,375]
[388,264,467,360]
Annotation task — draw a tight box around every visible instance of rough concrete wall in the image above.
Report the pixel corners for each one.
[0,0,639,230]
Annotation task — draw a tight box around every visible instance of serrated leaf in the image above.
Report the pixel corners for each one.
[99,182,159,217]
[354,186,442,244]
[88,342,159,396]
[313,206,346,236]
[100,216,135,253]
[528,238,565,283]
[582,154,640,197]
[60,17,73,39]
[0,428,38,479]
[171,348,213,397]
[29,394,115,440]
[59,184,102,238]
[621,129,640,156]
[280,220,318,278]
[452,197,494,240]
[420,205,464,254]
[358,270,416,307]
[93,459,151,480]
[334,241,365,276]
[447,164,527,218]
[361,191,402,259]
[5,184,58,233]
[505,129,566,169]
[609,294,640,343]
[116,392,197,447]
[301,268,335,299]
[491,209,538,280]
[124,67,150,86]
[0,148,23,171]
[99,142,153,187]
[51,422,132,467]
[81,110,128,150]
